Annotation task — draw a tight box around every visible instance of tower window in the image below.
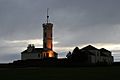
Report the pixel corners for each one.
[51,33,52,37]
[44,32,47,37]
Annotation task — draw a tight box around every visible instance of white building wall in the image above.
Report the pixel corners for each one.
[21,53,40,60]
[88,55,113,64]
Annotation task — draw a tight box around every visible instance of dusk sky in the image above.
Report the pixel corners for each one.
[0,0,120,63]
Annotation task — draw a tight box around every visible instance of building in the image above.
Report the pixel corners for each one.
[21,20,57,60]
[66,45,113,64]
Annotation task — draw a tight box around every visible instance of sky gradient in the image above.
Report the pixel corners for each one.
[0,0,120,63]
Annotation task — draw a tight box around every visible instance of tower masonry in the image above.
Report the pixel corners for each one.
[43,23,53,50]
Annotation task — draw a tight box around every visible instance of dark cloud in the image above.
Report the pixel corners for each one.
[0,0,120,62]
[52,0,120,46]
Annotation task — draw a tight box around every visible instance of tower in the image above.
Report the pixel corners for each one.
[43,23,53,50]
[43,8,53,50]
[21,9,57,60]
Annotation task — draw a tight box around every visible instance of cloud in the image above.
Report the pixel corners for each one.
[112,54,120,62]
[0,39,58,54]
[0,53,20,63]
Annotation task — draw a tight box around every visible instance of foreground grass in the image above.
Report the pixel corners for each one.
[0,66,120,80]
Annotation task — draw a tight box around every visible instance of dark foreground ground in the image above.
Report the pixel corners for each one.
[0,59,119,80]
[0,65,120,80]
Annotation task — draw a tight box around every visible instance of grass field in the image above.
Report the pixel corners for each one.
[0,66,120,80]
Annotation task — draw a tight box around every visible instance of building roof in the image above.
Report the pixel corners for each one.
[100,48,111,53]
[81,50,96,55]
[21,48,58,55]
[80,45,98,50]
[21,48,44,54]
[100,48,111,56]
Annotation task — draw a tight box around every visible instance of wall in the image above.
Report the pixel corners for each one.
[21,53,40,60]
